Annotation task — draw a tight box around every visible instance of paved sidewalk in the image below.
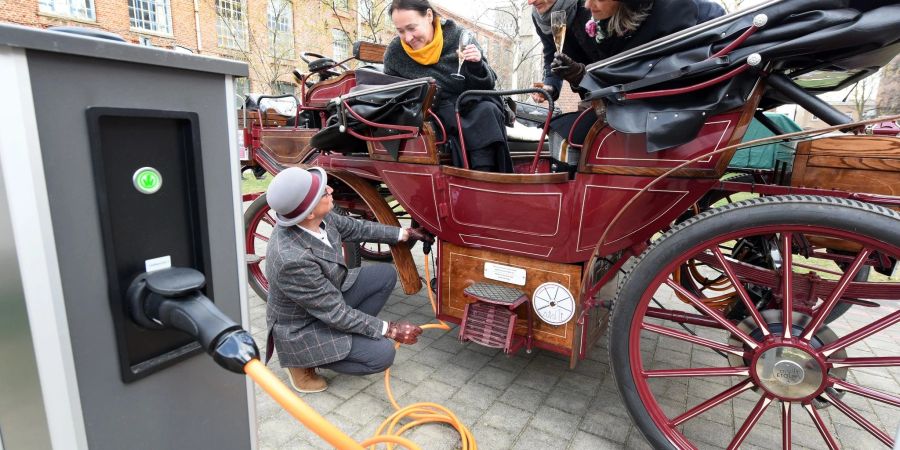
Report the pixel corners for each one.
[249,247,646,450]
[248,247,899,449]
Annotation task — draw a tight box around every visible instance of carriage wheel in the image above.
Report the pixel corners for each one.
[244,194,361,300]
[610,196,900,449]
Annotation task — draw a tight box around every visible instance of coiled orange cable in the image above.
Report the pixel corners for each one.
[243,253,474,450]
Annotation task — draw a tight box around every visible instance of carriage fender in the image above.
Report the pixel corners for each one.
[326,169,423,295]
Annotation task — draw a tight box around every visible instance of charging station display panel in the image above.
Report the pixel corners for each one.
[87,108,211,383]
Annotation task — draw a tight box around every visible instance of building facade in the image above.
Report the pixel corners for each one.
[2,0,517,104]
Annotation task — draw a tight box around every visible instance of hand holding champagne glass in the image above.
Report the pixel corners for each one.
[450,31,471,81]
[551,10,566,52]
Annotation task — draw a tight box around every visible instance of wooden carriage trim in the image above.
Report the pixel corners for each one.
[442,166,569,184]
[354,41,388,63]
[326,169,423,295]
[380,170,443,232]
[578,80,765,178]
[458,234,554,258]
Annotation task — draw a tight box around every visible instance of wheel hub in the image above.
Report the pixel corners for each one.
[754,345,824,399]
[729,310,848,405]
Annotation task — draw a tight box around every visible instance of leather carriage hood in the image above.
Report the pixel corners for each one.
[580,0,900,152]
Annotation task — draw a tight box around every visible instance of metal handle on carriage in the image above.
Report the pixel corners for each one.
[454,88,554,173]
[254,94,301,129]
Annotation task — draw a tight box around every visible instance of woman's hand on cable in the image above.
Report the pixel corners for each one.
[386,321,423,345]
[461,44,481,63]
[550,52,585,86]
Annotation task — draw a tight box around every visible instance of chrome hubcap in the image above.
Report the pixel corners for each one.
[755,346,824,399]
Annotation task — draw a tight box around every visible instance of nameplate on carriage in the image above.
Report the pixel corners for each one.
[483,262,526,286]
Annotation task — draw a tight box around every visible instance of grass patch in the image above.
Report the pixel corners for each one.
[242,172,273,195]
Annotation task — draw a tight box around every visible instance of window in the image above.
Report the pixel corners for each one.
[39,0,95,20]
[267,0,294,57]
[129,0,172,34]
[332,29,350,61]
[272,81,295,95]
[216,0,247,50]
[333,0,349,9]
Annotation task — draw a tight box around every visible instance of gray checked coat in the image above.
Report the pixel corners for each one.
[265,211,400,368]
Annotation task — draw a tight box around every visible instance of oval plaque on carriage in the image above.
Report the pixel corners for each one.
[532,282,575,326]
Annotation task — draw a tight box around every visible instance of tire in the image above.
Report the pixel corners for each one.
[609,196,900,449]
[244,194,361,301]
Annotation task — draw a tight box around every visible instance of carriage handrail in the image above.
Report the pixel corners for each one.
[454,88,553,173]
[581,113,900,302]
[253,93,300,129]
[428,110,448,146]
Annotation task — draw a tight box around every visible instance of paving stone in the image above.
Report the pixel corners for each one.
[529,405,580,439]
[499,383,546,413]
[578,407,632,443]
[555,371,603,397]
[683,416,732,448]
[389,360,436,384]
[511,427,568,450]
[472,365,519,390]
[455,381,503,410]
[365,374,413,400]
[479,401,532,434]
[544,384,592,416]
[569,430,625,449]
[430,333,466,354]
[385,301,418,316]
[331,393,391,426]
[624,428,654,450]
[449,348,494,371]
[404,423,461,450]
[514,367,561,393]
[428,362,477,387]
[471,423,516,449]
[588,387,631,420]
[295,391,344,416]
[489,352,534,372]
[257,410,304,448]
[410,346,456,368]
[684,395,732,427]
[400,378,457,405]
[322,373,376,400]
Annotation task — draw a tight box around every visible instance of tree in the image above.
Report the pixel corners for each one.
[212,0,306,95]
[474,0,543,92]
[851,72,880,120]
[875,55,900,116]
[321,0,394,51]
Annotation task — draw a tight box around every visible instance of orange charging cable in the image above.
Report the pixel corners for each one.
[242,253,475,450]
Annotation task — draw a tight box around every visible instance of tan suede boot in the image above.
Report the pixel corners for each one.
[285,367,327,393]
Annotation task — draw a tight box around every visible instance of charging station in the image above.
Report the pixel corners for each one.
[0,23,253,449]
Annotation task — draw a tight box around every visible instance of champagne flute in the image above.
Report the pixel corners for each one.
[551,11,566,52]
[450,31,470,81]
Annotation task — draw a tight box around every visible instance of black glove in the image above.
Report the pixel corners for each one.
[405,227,434,244]
[550,52,585,87]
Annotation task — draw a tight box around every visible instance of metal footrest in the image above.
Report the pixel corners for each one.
[463,282,527,308]
[459,302,519,353]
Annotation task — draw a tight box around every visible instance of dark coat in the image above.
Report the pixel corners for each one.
[594,0,702,59]
[384,18,512,172]
[534,5,601,99]
[265,211,400,368]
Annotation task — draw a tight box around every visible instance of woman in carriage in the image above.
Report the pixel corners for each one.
[383,0,513,173]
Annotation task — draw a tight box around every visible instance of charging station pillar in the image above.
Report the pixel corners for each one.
[0,24,254,449]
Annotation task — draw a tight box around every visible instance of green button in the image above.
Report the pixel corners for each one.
[133,167,163,194]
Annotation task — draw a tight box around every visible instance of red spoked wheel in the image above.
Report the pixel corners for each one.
[244,194,361,300]
[610,196,900,449]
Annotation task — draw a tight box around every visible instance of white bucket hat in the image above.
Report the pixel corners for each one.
[266,167,328,227]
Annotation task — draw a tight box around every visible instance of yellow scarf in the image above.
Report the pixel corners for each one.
[400,17,443,66]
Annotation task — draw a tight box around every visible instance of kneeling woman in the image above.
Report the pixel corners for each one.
[384,0,512,172]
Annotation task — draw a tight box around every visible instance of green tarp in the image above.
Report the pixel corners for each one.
[729,112,803,169]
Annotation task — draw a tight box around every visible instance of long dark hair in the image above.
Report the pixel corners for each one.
[388,0,433,16]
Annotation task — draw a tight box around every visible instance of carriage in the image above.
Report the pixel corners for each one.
[240,1,900,448]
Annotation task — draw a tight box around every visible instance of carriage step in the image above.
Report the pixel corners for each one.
[459,283,531,354]
[463,282,528,308]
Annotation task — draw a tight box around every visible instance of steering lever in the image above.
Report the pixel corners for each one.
[127,267,259,373]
